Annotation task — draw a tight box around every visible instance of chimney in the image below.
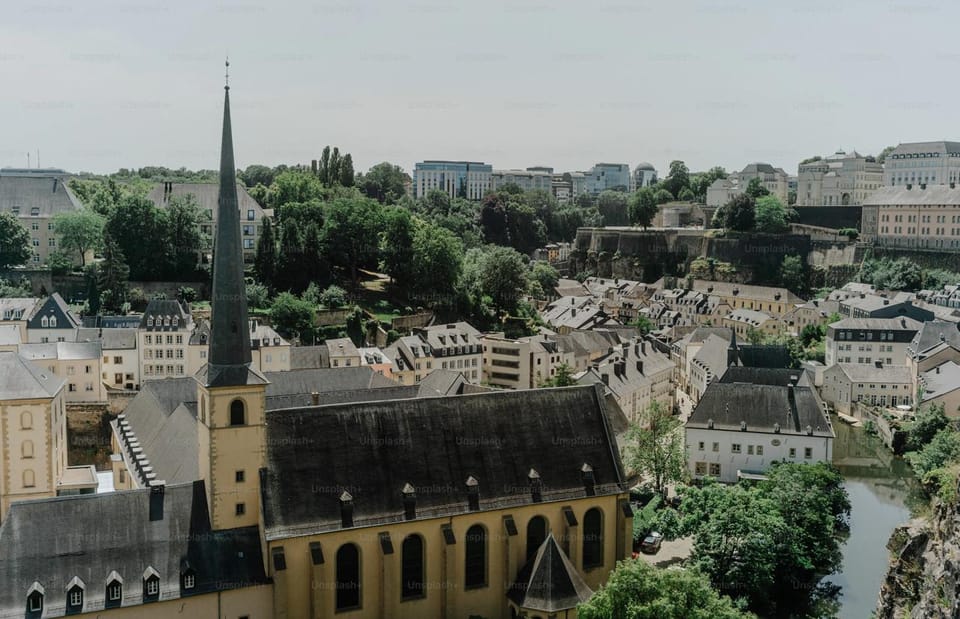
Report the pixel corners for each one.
[149,480,165,521]
[883,299,889,305]
[466,476,480,511]
[339,491,354,528]
[528,468,543,503]
[311,391,320,406]
[571,308,577,318]
[402,483,417,520]
[581,463,596,496]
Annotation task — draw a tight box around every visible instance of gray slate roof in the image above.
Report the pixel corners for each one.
[0,351,62,400]
[864,185,960,206]
[261,385,625,540]
[0,175,81,217]
[687,381,833,437]
[290,345,329,369]
[910,321,960,357]
[507,533,593,612]
[75,327,138,350]
[0,481,266,618]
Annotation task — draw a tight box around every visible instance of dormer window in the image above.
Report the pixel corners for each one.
[163,316,170,327]
[147,317,154,327]
[26,582,43,614]
[40,316,48,328]
[66,577,85,612]
[172,316,179,327]
[182,570,196,590]
[49,316,57,328]
[142,567,160,601]
[105,571,123,607]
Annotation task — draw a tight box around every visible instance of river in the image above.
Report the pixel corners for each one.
[827,420,917,619]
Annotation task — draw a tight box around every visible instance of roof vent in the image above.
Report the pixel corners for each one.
[740,420,747,431]
[806,425,813,436]
[339,491,354,528]
[402,483,417,520]
[707,418,714,429]
[528,468,543,503]
[581,463,596,496]
[149,480,165,521]
[774,422,781,433]
[311,391,319,406]
[466,476,480,511]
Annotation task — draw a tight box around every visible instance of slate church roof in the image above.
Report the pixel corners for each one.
[507,533,593,612]
[261,384,626,540]
[0,481,265,618]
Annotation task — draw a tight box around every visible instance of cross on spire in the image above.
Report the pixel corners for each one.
[225,57,230,90]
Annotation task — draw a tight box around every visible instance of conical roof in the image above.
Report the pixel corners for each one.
[507,533,593,612]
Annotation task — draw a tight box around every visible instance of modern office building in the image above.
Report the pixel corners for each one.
[586,163,631,195]
[413,160,492,200]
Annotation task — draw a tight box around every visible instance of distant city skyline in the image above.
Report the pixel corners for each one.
[3,1,958,176]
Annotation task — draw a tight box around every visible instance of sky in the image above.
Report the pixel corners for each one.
[2,0,958,177]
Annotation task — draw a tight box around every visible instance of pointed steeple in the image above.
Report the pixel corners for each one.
[205,61,255,386]
[727,327,739,367]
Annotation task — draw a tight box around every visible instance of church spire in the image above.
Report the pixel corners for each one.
[207,60,252,382]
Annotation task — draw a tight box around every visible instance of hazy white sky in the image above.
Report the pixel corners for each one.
[2,0,957,176]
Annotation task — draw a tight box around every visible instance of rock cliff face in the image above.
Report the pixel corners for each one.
[876,499,960,618]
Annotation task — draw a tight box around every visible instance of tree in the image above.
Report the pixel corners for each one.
[46,251,74,275]
[597,191,630,226]
[677,187,695,202]
[529,261,559,298]
[744,177,770,199]
[907,403,950,452]
[907,428,960,480]
[543,363,576,387]
[301,223,327,289]
[270,292,315,340]
[322,197,383,286]
[357,162,408,204]
[238,164,276,188]
[754,195,790,233]
[478,246,529,315]
[780,255,805,294]
[577,559,754,619]
[53,208,104,267]
[652,188,674,205]
[84,265,101,316]
[254,218,278,289]
[661,160,690,199]
[635,316,655,335]
[318,284,349,309]
[339,153,355,187]
[0,212,31,271]
[245,281,270,309]
[104,195,168,280]
[270,169,324,208]
[624,401,685,497]
[97,231,130,314]
[691,486,788,611]
[690,166,728,202]
[876,145,896,164]
[722,194,756,231]
[164,194,204,279]
[317,146,331,185]
[277,219,307,293]
[628,188,658,230]
[411,222,463,300]
[380,207,416,287]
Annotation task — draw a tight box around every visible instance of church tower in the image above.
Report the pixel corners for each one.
[195,61,269,530]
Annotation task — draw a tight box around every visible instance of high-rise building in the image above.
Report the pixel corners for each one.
[883,141,960,187]
[412,160,492,200]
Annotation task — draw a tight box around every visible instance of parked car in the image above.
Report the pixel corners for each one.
[640,531,663,554]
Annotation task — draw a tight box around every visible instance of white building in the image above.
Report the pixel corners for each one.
[820,363,913,415]
[797,150,883,206]
[824,316,921,367]
[883,141,960,187]
[685,369,834,483]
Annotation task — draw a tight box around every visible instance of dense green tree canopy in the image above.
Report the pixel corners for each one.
[578,559,755,619]
[322,197,384,285]
[754,195,791,233]
[721,193,756,231]
[661,160,691,198]
[270,292,315,340]
[0,212,31,271]
[357,162,408,204]
[53,208,104,267]
[624,401,685,497]
[628,188,658,229]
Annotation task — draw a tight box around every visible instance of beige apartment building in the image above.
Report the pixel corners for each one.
[862,184,960,250]
[138,300,193,381]
[17,341,105,404]
[0,168,85,266]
